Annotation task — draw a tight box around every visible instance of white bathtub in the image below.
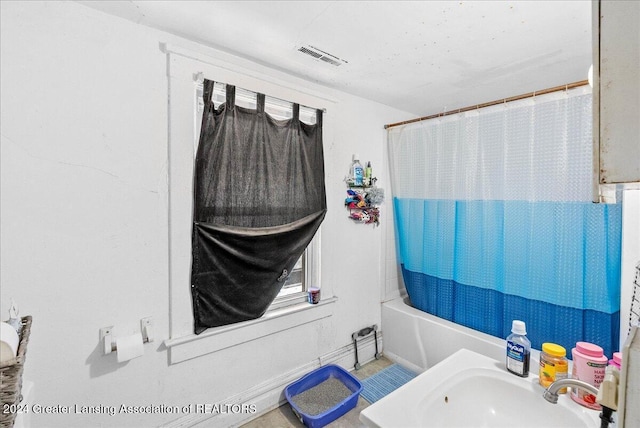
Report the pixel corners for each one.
[382,297,540,373]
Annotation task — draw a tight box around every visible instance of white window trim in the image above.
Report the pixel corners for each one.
[162,43,336,363]
[165,296,337,364]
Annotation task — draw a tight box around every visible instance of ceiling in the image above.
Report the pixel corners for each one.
[77,1,592,117]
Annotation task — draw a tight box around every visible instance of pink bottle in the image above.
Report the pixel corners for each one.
[570,342,608,410]
[608,352,622,370]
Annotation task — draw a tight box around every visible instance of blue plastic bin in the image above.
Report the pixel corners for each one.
[285,364,363,428]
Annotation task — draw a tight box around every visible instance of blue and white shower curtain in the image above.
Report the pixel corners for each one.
[388,86,621,358]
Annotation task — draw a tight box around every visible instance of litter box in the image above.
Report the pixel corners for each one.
[285,364,363,428]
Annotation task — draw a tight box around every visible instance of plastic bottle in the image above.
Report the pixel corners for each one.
[506,320,531,377]
[539,343,568,392]
[365,161,372,185]
[351,155,364,186]
[608,352,622,370]
[571,342,608,410]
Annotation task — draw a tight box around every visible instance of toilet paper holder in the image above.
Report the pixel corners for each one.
[100,317,153,355]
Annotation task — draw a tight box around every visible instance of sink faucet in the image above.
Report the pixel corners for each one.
[542,379,599,404]
[544,377,618,428]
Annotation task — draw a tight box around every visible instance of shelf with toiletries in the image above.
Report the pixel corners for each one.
[344,155,384,226]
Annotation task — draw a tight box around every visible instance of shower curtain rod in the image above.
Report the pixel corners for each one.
[384,79,590,130]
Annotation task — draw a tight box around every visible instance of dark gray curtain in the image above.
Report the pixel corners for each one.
[191,80,326,334]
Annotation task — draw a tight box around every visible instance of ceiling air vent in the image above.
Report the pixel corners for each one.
[297,45,348,67]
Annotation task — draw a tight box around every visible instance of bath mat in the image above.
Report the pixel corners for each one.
[360,364,417,404]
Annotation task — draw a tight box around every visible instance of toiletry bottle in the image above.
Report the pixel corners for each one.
[539,343,568,392]
[608,352,622,370]
[351,155,364,186]
[506,320,530,377]
[571,342,608,410]
[365,161,372,185]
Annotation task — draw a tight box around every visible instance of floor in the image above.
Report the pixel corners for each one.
[240,356,394,428]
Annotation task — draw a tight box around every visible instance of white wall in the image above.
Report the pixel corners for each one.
[621,190,640,346]
[0,2,412,427]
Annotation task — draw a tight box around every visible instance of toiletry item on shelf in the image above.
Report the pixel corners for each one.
[571,341,608,409]
[539,343,569,392]
[608,351,622,370]
[350,155,364,186]
[364,161,372,185]
[506,320,531,377]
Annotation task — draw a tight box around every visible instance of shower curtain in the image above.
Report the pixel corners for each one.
[191,81,326,334]
[388,86,622,358]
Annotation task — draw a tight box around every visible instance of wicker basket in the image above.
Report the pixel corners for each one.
[0,316,32,428]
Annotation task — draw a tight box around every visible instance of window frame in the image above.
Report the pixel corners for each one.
[163,45,336,363]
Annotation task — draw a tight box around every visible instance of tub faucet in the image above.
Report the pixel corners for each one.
[542,379,598,404]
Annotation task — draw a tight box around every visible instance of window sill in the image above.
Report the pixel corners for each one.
[164,296,337,364]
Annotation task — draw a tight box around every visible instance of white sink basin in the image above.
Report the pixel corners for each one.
[360,348,600,428]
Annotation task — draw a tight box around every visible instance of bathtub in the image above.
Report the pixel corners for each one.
[382,297,533,373]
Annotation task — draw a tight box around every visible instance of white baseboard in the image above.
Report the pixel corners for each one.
[160,332,383,428]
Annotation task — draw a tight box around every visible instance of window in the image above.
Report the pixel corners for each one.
[164,47,336,361]
[279,255,304,297]
[194,82,318,307]
[197,82,318,124]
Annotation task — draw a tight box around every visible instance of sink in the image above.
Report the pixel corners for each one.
[359,348,600,428]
